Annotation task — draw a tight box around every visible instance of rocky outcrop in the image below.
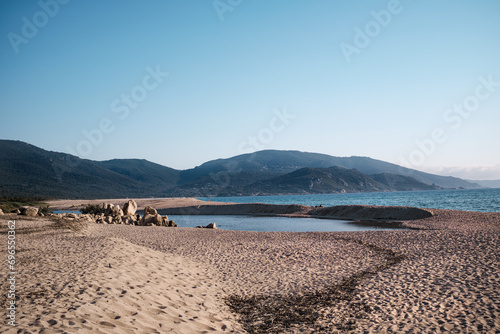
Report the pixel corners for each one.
[103,203,115,216]
[19,206,39,217]
[123,200,138,215]
[112,205,124,217]
[140,213,163,226]
[144,206,158,215]
[122,215,138,225]
[55,200,177,227]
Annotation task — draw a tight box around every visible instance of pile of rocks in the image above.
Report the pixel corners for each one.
[93,201,177,227]
[10,200,178,228]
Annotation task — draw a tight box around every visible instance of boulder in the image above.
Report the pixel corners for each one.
[112,205,124,217]
[161,216,169,227]
[123,200,138,215]
[144,206,158,215]
[140,213,162,226]
[122,215,137,225]
[80,214,96,224]
[19,206,39,217]
[103,203,114,216]
[196,223,217,229]
[112,216,123,224]
[168,220,178,227]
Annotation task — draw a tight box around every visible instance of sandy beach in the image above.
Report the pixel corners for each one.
[1,199,499,333]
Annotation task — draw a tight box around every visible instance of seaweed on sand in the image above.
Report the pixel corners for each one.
[225,237,406,333]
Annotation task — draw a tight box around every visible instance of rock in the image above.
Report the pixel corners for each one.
[161,216,169,227]
[144,206,158,215]
[112,216,123,224]
[19,206,39,217]
[168,220,178,227]
[66,213,77,219]
[122,215,137,225]
[140,213,162,226]
[112,205,124,217]
[0,208,3,215]
[123,200,138,215]
[14,209,21,214]
[80,214,95,223]
[103,203,114,216]
[195,223,217,229]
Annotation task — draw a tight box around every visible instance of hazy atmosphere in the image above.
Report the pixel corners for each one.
[1,0,499,179]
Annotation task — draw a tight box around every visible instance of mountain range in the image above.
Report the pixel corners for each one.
[0,140,484,199]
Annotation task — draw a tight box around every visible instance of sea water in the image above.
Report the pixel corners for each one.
[166,215,390,232]
[198,188,500,213]
[53,188,499,232]
[52,212,389,232]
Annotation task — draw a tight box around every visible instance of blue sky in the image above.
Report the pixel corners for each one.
[1,0,499,179]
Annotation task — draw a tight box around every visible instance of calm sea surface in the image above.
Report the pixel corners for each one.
[199,188,500,213]
[166,215,389,232]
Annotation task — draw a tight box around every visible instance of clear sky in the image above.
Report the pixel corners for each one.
[1,0,499,179]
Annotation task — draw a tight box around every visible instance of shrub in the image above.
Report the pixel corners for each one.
[80,204,103,215]
[39,205,53,215]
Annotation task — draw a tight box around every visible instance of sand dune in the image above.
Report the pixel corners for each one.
[0,218,242,333]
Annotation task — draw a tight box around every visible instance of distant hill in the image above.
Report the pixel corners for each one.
[96,159,180,189]
[0,140,481,199]
[181,150,482,191]
[371,173,442,191]
[173,167,442,196]
[468,179,500,188]
[0,140,176,198]
[241,166,390,195]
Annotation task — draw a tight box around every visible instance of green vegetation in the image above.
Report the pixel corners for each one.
[0,196,49,213]
[80,204,103,215]
[0,140,481,199]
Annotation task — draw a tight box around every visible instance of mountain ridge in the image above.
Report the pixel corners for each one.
[0,140,482,199]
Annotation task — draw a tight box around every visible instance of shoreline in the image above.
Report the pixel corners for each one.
[48,197,500,231]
